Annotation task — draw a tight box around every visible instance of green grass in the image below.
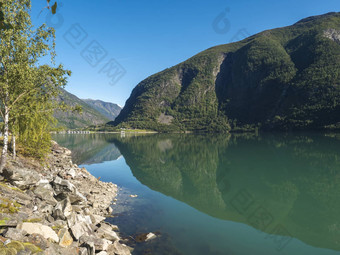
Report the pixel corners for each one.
[0,198,21,214]
[23,218,42,223]
[0,217,9,226]
[0,241,42,254]
[0,182,23,193]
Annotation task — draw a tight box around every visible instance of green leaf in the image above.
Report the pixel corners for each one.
[51,2,57,14]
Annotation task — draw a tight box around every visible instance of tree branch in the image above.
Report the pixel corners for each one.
[0,108,4,120]
[8,87,40,111]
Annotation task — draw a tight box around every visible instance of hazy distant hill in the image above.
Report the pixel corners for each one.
[114,12,340,132]
[83,99,121,121]
[54,89,110,129]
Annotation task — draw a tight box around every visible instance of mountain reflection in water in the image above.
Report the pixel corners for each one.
[54,133,340,254]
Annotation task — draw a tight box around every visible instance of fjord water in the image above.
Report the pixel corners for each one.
[54,133,340,255]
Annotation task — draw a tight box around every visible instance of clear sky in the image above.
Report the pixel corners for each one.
[31,0,340,106]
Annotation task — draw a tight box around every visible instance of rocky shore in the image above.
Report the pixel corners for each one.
[0,141,132,255]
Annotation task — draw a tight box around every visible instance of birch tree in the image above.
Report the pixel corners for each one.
[0,0,70,170]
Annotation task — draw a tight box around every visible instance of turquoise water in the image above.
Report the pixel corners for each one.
[54,133,340,255]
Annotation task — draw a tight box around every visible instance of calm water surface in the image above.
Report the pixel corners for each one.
[53,133,340,255]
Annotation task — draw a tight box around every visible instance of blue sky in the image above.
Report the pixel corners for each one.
[31,0,340,106]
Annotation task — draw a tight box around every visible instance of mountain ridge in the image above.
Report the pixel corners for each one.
[113,12,340,132]
[54,89,111,129]
[82,99,121,121]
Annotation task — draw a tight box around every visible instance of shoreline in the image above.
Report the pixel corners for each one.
[0,141,132,254]
[51,131,158,135]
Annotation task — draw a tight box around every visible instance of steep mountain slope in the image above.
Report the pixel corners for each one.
[83,99,121,121]
[54,89,110,129]
[114,12,340,132]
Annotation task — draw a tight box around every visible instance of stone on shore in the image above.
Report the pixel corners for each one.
[3,165,40,189]
[79,235,112,251]
[52,197,73,220]
[43,243,78,255]
[58,228,73,248]
[78,247,88,255]
[90,214,105,225]
[67,168,76,179]
[145,232,157,241]
[107,240,131,255]
[70,221,93,240]
[95,223,120,241]
[0,141,130,254]
[23,233,50,250]
[81,241,95,255]
[52,176,76,194]
[17,222,59,243]
[97,251,108,255]
[33,184,57,206]
[4,228,27,240]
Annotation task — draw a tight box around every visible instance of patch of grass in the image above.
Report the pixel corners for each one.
[23,218,42,223]
[23,243,43,253]
[0,182,23,193]
[52,225,64,232]
[0,217,9,226]
[0,241,42,254]
[0,247,17,255]
[5,241,25,252]
[0,198,21,214]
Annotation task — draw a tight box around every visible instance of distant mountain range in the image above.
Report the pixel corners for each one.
[82,99,121,121]
[113,12,340,132]
[54,89,121,129]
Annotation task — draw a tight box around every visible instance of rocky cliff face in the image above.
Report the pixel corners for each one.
[0,142,132,255]
[114,12,340,132]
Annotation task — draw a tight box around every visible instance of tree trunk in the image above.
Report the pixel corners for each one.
[0,108,9,172]
[12,134,16,160]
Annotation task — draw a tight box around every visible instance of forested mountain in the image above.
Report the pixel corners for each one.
[54,89,110,129]
[114,12,340,132]
[83,99,121,121]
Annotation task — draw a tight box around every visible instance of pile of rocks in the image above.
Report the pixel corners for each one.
[0,141,132,255]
